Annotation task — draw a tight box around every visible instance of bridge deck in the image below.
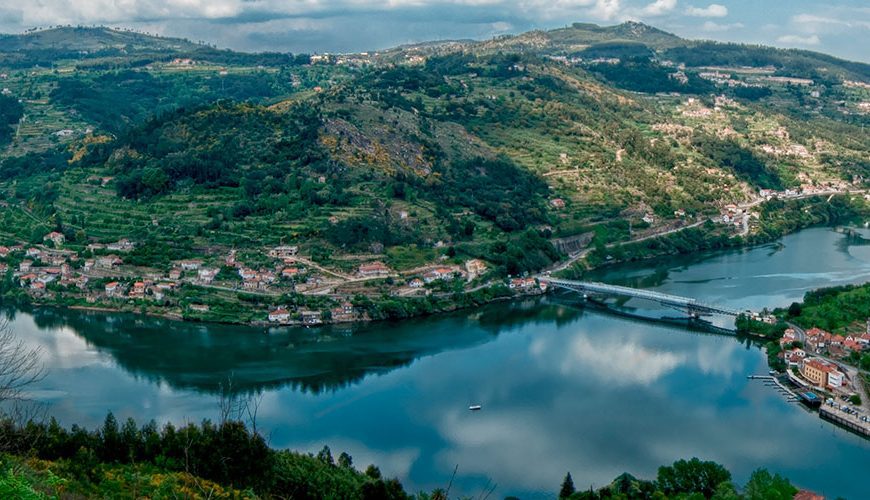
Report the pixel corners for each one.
[542,278,740,316]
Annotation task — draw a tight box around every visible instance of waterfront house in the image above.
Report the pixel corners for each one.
[105,282,126,298]
[330,302,356,322]
[301,310,322,325]
[269,308,291,323]
[510,277,537,289]
[800,357,843,390]
[129,282,146,299]
[793,491,824,500]
[189,304,210,312]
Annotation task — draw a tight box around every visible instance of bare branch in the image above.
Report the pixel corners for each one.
[0,318,46,406]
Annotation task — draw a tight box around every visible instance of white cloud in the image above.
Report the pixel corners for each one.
[777,33,820,46]
[685,4,727,18]
[531,332,687,387]
[638,0,677,17]
[700,20,743,32]
[791,13,870,30]
[589,0,624,21]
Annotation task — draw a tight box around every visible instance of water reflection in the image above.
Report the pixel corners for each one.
[2,226,869,498]
[11,306,522,395]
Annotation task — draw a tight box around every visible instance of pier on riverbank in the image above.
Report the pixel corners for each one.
[750,374,870,439]
[820,404,870,438]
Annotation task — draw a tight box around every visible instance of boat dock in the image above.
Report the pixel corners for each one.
[747,375,801,402]
[750,374,870,439]
[820,404,870,438]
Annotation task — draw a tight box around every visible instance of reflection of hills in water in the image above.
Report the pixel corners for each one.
[15,301,582,396]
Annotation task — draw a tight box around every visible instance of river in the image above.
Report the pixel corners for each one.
[4,226,870,498]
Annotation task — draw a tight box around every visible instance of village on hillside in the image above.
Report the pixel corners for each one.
[0,234,548,326]
[1,177,864,326]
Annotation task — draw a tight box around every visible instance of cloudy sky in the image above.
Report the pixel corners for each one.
[1,1,868,62]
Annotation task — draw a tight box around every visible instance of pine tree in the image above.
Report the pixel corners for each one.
[560,472,576,498]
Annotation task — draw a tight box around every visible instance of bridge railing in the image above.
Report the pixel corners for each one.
[542,278,740,316]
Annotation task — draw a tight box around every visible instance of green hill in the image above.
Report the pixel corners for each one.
[0,22,868,324]
[0,26,202,53]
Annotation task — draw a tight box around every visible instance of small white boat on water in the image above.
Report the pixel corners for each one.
[468,405,482,411]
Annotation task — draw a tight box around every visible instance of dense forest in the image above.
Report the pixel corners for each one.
[50,69,310,134]
[0,94,23,145]
[558,458,799,499]
[0,414,806,499]
[785,282,870,338]
[0,414,408,499]
[663,42,870,81]
[588,56,714,94]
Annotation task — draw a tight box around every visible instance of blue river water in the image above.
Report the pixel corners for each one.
[5,226,870,498]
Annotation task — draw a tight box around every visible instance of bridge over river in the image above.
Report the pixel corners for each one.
[541,278,743,318]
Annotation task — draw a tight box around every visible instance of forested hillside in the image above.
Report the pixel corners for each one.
[0,22,868,325]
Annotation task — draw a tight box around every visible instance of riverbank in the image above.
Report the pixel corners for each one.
[559,194,868,277]
[1,195,867,328]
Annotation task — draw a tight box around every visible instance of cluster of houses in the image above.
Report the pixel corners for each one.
[804,327,870,359]
[779,327,870,393]
[509,277,546,291]
[268,301,356,326]
[2,242,87,295]
[404,260,489,291]
[103,279,179,302]
[3,234,543,325]
[718,204,754,227]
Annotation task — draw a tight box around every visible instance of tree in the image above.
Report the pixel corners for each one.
[560,472,576,498]
[743,469,797,500]
[0,319,45,408]
[656,458,731,498]
[711,480,741,500]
